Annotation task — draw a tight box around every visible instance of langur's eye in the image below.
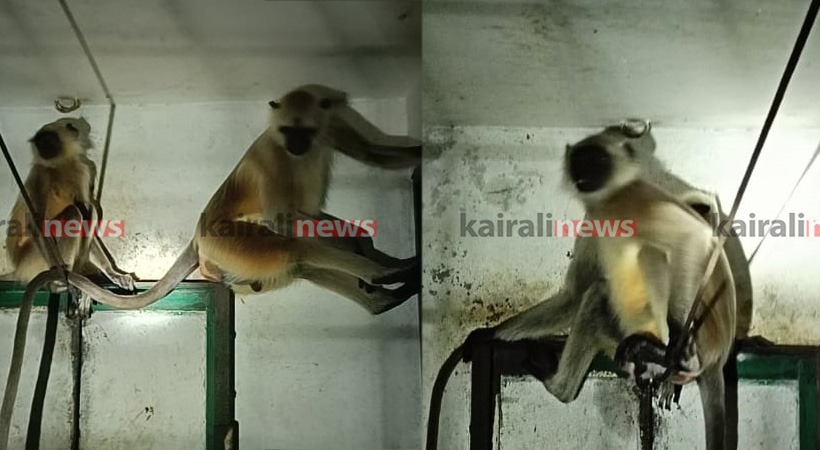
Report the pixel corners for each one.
[319,98,332,109]
[66,123,78,133]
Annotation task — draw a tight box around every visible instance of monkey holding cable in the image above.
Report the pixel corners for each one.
[427,121,753,450]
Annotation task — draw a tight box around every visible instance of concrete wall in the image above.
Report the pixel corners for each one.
[0,309,74,448]
[499,376,798,450]
[0,98,420,449]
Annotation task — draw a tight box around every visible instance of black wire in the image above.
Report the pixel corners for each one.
[413,167,423,377]
[726,0,820,222]
[25,293,61,450]
[0,133,37,222]
[69,309,82,450]
[425,346,462,450]
[0,129,67,278]
[95,105,116,205]
[670,0,820,362]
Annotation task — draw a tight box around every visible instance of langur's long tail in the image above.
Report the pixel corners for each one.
[0,268,63,450]
[1,242,199,449]
[68,241,199,310]
[426,345,464,450]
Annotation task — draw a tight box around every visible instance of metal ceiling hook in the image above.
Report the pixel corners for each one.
[54,96,81,114]
[620,118,651,138]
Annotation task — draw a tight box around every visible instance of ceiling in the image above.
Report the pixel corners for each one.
[2,0,817,127]
[0,0,420,107]
[424,0,820,128]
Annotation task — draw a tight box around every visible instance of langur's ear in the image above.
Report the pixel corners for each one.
[680,190,720,226]
[689,203,712,217]
[268,100,281,110]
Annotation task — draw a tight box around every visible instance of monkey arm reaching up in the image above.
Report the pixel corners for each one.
[329,107,421,169]
[4,88,422,449]
[45,85,420,311]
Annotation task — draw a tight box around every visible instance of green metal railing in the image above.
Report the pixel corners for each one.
[0,280,236,449]
[577,346,819,449]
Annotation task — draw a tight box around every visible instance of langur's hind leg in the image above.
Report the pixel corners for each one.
[697,365,728,450]
[494,237,600,341]
[295,239,413,286]
[298,267,413,315]
[543,281,619,403]
[308,211,415,269]
[493,289,577,341]
[198,224,415,295]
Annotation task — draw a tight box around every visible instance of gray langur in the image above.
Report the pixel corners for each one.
[491,122,752,450]
[561,125,736,449]
[3,86,421,450]
[0,117,135,449]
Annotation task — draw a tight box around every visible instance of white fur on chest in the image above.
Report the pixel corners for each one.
[290,147,332,213]
[31,161,93,205]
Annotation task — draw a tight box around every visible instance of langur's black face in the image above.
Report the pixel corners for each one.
[566,143,613,193]
[32,129,63,160]
[278,126,317,156]
[269,90,335,157]
[29,118,89,162]
[32,120,80,160]
[565,119,651,193]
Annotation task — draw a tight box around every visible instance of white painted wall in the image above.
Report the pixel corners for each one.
[81,311,207,449]
[422,125,820,448]
[423,0,820,129]
[0,309,74,448]
[0,98,420,449]
[498,376,799,450]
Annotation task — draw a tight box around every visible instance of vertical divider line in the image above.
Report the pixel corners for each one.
[413,167,422,375]
[811,352,819,450]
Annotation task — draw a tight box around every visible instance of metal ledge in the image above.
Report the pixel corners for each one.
[0,280,237,449]
[465,336,819,450]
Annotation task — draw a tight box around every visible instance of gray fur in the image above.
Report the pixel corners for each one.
[493,124,751,450]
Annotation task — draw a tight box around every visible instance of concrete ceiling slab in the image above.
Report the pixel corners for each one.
[424,0,820,128]
[0,1,104,107]
[0,0,420,107]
